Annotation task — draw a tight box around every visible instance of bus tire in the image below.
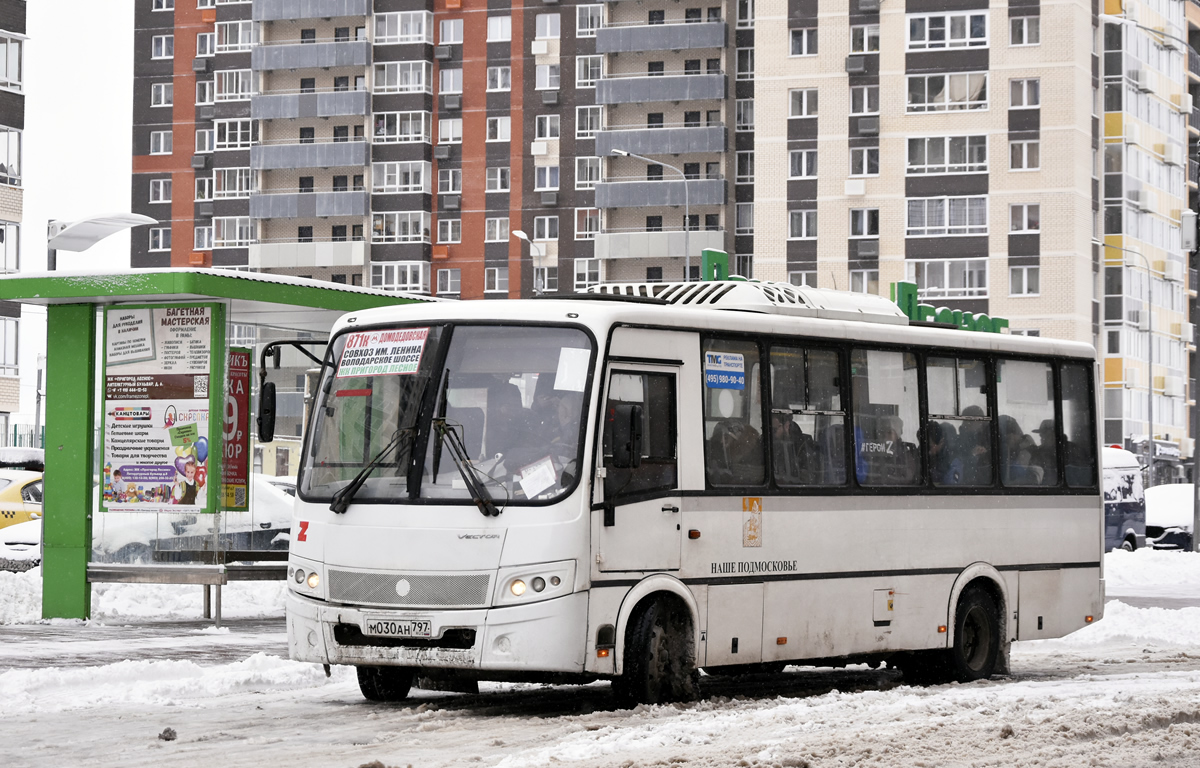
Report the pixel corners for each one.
[356,665,414,702]
[949,586,1000,683]
[613,598,700,706]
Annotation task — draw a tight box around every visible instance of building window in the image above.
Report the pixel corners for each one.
[486,166,511,192]
[789,88,818,117]
[372,262,431,294]
[907,135,987,174]
[194,226,213,250]
[576,157,600,190]
[536,13,561,39]
[437,268,462,295]
[487,15,512,42]
[534,216,559,241]
[850,208,880,238]
[1010,203,1040,232]
[215,168,253,198]
[536,115,560,139]
[196,81,214,105]
[373,161,430,193]
[735,99,755,131]
[535,165,560,191]
[438,118,463,144]
[789,149,817,179]
[790,28,817,56]
[151,35,174,60]
[485,267,510,293]
[195,176,213,201]
[906,73,988,112]
[149,179,172,203]
[375,61,432,94]
[438,218,462,244]
[487,66,511,92]
[577,5,603,37]
[736,151,755,184]
[577,56,603,88]
[907,13,988,50]
[374,12,434,45]
[850,269,879,294]
[374,111,433,143]
[788,209,817,240]
[1010,140,1040,170]
[850,147,879,176]
[437,168,462,193]
[484,217,509,243]
[737,0,754,28]
[851,24,880,53]
[735,202,754,235]
[153,0,174,9]
[906,258,988,298]
[439,68,464,95]
[789,271,817,287]
[151,82,173,107]
[850,85,879,115]
[440,18,464,44]
[486,117,511,142]
[196,32,215,57]
[0,128,17,187]
[577,106,603,138]
[1010,265,1040,296]
[150,130,172,155]
[372,212,432,243]
[576,208,600,240]
[214,119,254,149]
[1010,78,1040,108]
[216,20,256,52]
[1011,16,1040,46]
[736,48,754,80]
[574,259,601,291]
[215,69,253,102]
[906,196,987,236]
[149,227,171,252]
[213,217,255,248]
[534,266,558,293]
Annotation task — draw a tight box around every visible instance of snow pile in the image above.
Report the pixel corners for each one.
[0,565,43,624]
[0,652,350,713]
[1105,547,1200,598]
[1145,483,1195,528]
[1015,600,1200,652]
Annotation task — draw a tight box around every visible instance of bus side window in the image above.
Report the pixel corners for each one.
[1060,362,1096,488]
[603,371,678,498]
[769,345,847,486]
[995,358,1059,487]
[851,349,922,486]
[703,339,765,487]
[926,356,993,487]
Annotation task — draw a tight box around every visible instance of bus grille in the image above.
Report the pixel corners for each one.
[327,569,492,608]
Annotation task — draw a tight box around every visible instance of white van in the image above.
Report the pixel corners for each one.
[1102,447,1146,551]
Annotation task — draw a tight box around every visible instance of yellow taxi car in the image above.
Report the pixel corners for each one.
[0,469,42,531]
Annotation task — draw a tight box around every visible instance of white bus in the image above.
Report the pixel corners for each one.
[283,281,1104,704]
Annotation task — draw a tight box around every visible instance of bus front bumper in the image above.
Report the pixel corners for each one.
[287,589,589,674]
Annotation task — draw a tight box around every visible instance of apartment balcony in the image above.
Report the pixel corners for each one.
[594,177,725,208]
[253,0,370,22]
[250,139,369,170]
[249,190,369,219]
[1190,158,1199,185]
[1191,46,1200,79]
[247,239,367,270]
[595,21,725,53]
[594,228,726,260]
[596,124,725,156]
[252,89,369,120]
[596,73,725,105]
[251,40,370,72]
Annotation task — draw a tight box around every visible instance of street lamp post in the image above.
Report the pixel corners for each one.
[512,229,545,295]
[609,148,692,281]
[1097,13,1189,49]
[1105,243,1158,486]
[47,212,158,270]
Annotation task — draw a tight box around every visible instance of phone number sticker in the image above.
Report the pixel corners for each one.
[705,352,745,390]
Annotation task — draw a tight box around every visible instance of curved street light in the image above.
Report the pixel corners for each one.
[512,229,545,295]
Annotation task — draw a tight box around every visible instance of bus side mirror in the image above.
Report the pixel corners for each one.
[610,403,643,469]
[257,381,276,443]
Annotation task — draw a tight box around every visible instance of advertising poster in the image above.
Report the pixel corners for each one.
[102,305,216,513]
[222,347,250,510]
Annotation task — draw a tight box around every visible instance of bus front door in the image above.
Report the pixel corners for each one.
[598,365,682,573]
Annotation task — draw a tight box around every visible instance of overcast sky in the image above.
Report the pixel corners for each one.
[24,2,135,271]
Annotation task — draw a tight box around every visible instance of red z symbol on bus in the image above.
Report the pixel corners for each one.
[297,521,310,542]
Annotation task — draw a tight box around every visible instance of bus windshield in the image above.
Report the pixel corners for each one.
[301,324,593,506]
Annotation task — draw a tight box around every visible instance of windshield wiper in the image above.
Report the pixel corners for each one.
[433,417,499,517]
[329,427,415,514]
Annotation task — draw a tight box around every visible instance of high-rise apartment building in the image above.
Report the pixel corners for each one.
[0,0,23,435]
[132,0,1197,472]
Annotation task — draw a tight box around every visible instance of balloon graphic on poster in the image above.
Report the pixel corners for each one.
[195,436,208,463]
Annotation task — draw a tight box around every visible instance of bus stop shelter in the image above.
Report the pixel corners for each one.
[0,269,430,619]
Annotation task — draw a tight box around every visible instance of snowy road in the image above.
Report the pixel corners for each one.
[2,550,1200,767]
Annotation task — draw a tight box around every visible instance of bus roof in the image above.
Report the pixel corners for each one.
[336,285,1096,361]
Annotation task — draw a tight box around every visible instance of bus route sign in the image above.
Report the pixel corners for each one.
[337,328,429,378]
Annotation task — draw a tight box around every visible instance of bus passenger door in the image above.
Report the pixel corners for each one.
[597,365,682,573]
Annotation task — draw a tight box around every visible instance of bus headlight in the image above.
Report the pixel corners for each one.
[495,561,575,605]
[306,572,320,589]
[510,579,527,597]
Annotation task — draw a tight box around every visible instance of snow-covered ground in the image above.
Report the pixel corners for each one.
[2,551,1200,767]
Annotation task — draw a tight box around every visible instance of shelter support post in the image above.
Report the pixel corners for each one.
[42,303,97,619]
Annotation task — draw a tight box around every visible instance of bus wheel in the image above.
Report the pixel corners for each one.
[613,599,700,706]
[949,587,1000,683]
[356,665,414,702]
[1121,537,1136,552]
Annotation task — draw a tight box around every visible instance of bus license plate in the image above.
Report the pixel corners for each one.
[362,617,432,638]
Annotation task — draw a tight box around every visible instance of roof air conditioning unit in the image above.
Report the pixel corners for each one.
[1185,322,1196,343]
[434,45,452,60]
[857,116,879,135]
[1128,308,1148,330]
[1124,367,1140,387]
[542,90,559,106]
[433,145,451,160]
[1165,376,1186,397]
[845,56,866,75]
[443,94,461,111]
[1130,69,1152,92]
[441,194,460,210]
[1165,261,1184,282]
[1125,123,1140,146]
[1163,144,1183,166]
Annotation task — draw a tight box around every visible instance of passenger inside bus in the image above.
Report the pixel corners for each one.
[999,415,1042,485]
[863,415,920,485]
[770,411,820,485]
[928,421,964,485]
[957,405,992,485]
